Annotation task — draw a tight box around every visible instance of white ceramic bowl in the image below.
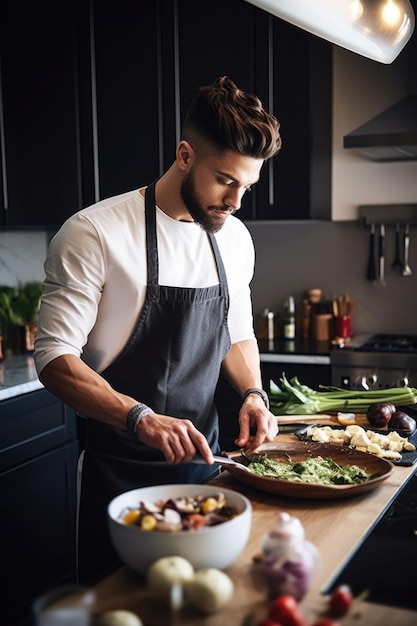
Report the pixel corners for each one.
[108,483,252,574]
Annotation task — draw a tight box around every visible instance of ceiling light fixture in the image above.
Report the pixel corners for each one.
[244,0,415,63]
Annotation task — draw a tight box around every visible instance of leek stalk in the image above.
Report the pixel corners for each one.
[269,373,417,415]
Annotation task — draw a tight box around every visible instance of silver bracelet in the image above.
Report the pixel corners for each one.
[242,387,270,410]
[126,403,153,432]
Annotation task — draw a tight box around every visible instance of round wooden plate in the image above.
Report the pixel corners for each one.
[224,441,394,499]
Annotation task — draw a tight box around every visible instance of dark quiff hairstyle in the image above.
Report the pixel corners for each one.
[182,76,282,160]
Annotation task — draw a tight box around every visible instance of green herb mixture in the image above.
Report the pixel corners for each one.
[248,454,377,485]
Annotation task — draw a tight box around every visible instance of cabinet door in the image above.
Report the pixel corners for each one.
[89,0,330,220]
[0,389,77,472]
[0,0,81,227]
[173,1,331,221]
[91,0,162,201]
[173,0,257,218]
[252,12,332,220]
[1,441,79,626]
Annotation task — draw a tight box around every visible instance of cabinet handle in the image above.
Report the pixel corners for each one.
[268,15,274,206]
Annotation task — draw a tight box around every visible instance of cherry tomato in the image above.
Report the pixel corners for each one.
[268,595,307,626]
[186,513,207,529]
[329,585,353,617]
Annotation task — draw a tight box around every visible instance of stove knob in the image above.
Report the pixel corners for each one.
[368,374,378,388]
[359,376,370,391]
[398,375,409,387]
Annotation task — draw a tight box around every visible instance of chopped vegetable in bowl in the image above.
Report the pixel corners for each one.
[119,492,238,532]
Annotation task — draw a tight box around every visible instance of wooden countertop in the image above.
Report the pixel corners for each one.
[91,423,417,626]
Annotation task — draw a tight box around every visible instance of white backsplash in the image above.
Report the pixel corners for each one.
[0,231,48,286]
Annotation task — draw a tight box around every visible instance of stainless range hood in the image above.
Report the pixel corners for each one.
[344,24,417,162]
[343,94,417,161]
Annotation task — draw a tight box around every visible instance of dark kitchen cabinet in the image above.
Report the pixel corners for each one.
[0,0,82,228]
[86,0,252,201]
[0,389,79,626]
[0,0,331,227]
[88,0,257,203]
[85,1,162,203]
[251,13,332,220]
[86,0,332,219]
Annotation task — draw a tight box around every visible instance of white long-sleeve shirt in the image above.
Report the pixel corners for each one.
[34,189,256,376]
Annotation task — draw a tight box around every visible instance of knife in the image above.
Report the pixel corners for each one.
[379,223,386,286]
[192,454,252,471]
[278,422,319,432]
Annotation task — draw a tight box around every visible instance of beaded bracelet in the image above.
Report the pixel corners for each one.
[126,402,153,432]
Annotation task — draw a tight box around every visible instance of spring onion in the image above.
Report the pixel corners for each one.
[269,373,417,415]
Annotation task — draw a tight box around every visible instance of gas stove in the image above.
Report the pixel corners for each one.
[331,333,417,390]
[354,334,417,353]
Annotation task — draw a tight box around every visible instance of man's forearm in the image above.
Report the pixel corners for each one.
[39,354,138,429]
[221,339,264,397]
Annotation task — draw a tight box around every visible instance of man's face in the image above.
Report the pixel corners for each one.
[180,150,263,233]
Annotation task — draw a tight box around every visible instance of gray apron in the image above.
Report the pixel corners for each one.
[77,182,232,582]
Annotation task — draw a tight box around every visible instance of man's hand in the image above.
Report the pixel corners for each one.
[234,393,278,452]
[136,413,214,465]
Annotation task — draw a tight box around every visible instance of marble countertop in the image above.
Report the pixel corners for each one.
[0,354,43,401]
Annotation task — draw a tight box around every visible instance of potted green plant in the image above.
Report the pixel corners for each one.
[0,282,44,356]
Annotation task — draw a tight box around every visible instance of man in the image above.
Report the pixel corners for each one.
[34,76,282,583]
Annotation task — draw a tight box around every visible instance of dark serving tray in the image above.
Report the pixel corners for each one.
[295,424,417,467]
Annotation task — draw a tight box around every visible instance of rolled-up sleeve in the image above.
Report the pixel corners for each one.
[34,214,106,375]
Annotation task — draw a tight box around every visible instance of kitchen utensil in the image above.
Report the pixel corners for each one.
[193,453,252,472]
[402,223,413,276]
[278,422,319,432]
[392,222,402,272]
[378,223,386,285]
[223,442,394,499]
[366,223,377,283]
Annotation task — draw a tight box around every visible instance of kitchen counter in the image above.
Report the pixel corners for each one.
[90,429,417,626]
[0,354,43,400]
[258,338,331,364]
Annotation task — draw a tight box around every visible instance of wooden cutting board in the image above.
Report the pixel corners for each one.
[277,413,370,427]
[277,413,337,424]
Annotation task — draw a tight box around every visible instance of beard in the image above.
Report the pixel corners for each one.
[180,169,235,234]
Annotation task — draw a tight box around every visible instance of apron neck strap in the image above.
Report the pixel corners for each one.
[144,181,228,293]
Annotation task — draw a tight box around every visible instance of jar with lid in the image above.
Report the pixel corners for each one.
[255,308,277,341]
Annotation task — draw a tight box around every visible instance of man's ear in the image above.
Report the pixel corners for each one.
[176,140,194,171]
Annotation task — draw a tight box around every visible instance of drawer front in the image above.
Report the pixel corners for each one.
[0,389,77,471]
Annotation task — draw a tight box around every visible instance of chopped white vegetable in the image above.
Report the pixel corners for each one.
[307,424,415,460]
